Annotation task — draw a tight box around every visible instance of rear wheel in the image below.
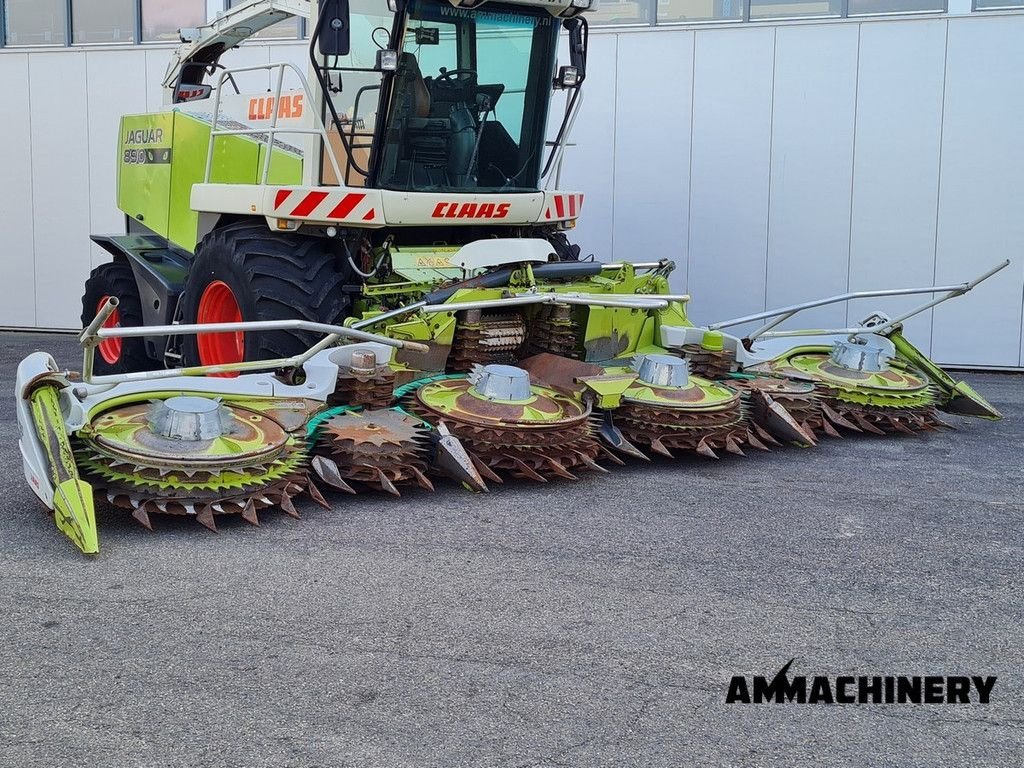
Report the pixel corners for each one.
[81,260,153,374]
[181,222,351,372]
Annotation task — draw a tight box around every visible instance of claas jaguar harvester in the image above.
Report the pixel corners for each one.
[15,0,1008,554]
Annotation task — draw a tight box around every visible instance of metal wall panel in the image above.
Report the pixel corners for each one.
[846,19,947,353]
[557,34,617,263]
[612,30,693,295]
[28,52,93,330]
[766,23,859,331]
[686,26,775,328]
[0,54,37,327]
[933,15,1024,367]
[274,41,312,75]
[144,48,168,111]
[86,49,149,269]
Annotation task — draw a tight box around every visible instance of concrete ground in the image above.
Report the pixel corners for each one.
[0,331,1021,767]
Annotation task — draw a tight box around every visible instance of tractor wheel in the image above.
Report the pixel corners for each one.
[81,260,153,375]
[180,222,351,371]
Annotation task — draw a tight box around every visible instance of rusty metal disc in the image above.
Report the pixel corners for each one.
[313,409,433,494]
[320,408,428,449]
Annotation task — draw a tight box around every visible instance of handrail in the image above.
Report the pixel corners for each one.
[545,90,585,190]
[346,84,381,186]
[203,61,343,186]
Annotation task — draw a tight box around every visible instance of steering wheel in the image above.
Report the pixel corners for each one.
[436,67,477,83]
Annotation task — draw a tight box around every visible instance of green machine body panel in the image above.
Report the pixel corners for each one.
[117,111,302,254]
[118,113,175,237]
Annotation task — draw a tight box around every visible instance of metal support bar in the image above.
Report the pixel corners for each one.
[555,294,669,309]
[847,259,1009,338]
[260,62,288,182]
[550,91,584,190]
[421,296,549,314]
[419,292,670,315]
[213,127,328,138]
[80,297,122,382]
[714,285,971,330]
[350,301,429,329]
[748,310,797,340]
[81,297,120,342]
[290,286,672,342]
[287,300,431,368]
[569,292,690,303]
[599,262,664,271]
[751,260,1012,342]
[79,298,430,384]
[758,327,884,340]
[85,358,304,385]
[711,260,1011,335]
[91,318,425,348]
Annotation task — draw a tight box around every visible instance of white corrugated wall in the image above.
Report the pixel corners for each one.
[1,12,1022,367]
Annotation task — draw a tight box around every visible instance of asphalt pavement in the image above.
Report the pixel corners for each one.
[1,331,1022,767]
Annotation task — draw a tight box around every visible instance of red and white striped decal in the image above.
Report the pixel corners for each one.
[544,193,584,221]
[272,189,379,223]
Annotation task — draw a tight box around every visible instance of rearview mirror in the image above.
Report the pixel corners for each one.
[414,27,439,45]
[317,0,351,57]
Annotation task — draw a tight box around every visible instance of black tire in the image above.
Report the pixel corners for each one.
[81,260,153,375]
[180,221,351,366]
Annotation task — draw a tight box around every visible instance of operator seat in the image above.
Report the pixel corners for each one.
[394,52,431,119]
[381,53,476,189]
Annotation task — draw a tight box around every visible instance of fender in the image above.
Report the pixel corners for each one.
[91,232,193,361]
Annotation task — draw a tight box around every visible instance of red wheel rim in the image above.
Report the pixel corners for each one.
[97,296,123,365]
[196,280,244,377]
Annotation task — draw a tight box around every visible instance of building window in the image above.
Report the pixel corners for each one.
[585,0,948,23]
[849,0,945,12]
[72,0,135,44]
[2,0,209,46]
[585,0,653,25]
[4,0,66,46]
[973,0,1024,8]
[748,0,842,18]
[227,0,302,39]
[657,0,745,22]
[142,0,207,43]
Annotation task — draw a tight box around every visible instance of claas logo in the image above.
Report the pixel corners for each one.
[248,94,304,121]
[431,202,511,219]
